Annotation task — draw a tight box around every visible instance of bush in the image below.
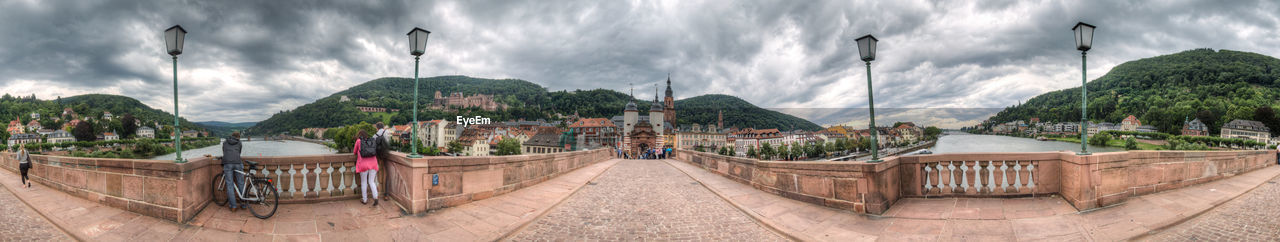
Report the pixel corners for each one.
[1124,137,1138,150]
[1088,134,1112,146]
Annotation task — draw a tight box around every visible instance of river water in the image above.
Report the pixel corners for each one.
[928,132,1124,154]
[149,138,338,160]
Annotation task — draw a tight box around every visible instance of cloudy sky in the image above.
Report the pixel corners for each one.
[1,0,1278,128]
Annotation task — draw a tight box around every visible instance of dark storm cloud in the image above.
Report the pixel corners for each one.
[1,0,1278,127]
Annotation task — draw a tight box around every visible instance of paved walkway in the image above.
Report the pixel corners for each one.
[664,159,1280,241]
[1,158,1277,241]
[0,182,73,241]
[506,159,786,241]
[1143,173,1280,241]
[0,159,621,241]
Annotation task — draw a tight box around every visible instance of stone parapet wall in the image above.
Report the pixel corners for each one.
[408,149,613,212]
[673,149,1275,215]
[0,153,217,223]
[1060,150,1275,210]
[0,148,615,223]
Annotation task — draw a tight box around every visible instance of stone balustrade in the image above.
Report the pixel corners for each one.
[673,149,1275,215]
[0,148,615,223]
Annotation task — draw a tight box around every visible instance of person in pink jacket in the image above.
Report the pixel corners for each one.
[354,130,380,206]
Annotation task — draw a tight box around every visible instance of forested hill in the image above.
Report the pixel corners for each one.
[675,94,822,131]
[245,75,821,135]
[0,94,206,136]
[986,49,1280,135]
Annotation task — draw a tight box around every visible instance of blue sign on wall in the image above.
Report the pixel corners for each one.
[432,174,439,185]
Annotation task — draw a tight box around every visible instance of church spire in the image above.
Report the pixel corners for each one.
[664,73,673,98]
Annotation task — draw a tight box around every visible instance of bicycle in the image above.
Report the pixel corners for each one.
[212,160,279,219]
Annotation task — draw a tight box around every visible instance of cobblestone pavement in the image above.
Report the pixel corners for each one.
[1145,174,1280,241]
[0,185,73,241]
[507,159,788,241]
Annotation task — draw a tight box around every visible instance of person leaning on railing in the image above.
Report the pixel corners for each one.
[222,132,246,212]
[374,122,391,202]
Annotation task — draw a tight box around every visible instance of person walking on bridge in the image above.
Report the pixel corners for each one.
[15,144,32,188]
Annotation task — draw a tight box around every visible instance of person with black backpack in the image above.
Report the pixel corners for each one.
[374,122,391,201]
[354,129,380,206]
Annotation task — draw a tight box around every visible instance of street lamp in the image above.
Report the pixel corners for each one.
[1073,22,1095,155]
[856,34,882,163]
[165,25,187,163]
[406,27,431,158]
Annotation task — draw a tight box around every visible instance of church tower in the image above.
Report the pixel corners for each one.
[664,74,675,127]
[650,84,665,137]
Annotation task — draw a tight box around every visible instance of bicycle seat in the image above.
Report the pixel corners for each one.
[245,160,260,167]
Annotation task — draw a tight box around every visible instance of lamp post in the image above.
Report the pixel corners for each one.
[407,27,431,158]
[856,34,882,163]
[1073,22,1095,155]
[164,25,187,163]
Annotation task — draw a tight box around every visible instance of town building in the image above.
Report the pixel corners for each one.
[48,130,74,143]
[1120,115,1141,132]
[732,128,783,154]
[102,111,113,120]
[431,91,507,111]
[30,112,40,119]
[355,106,388,113]
[1137,125,1158,133]
[1088,122,1118,136]
[26,120,41,132]
[675,123,727,150]
[523,128,566,154]
[1220,119,1270,144]
[1181,118,1209,136]
[416,120,460,149]
[7,133,40,147]
[103,131,120,141]
[7,120,23,134]
[136,126,156,139]
[181,130,199,138]
[568,118,618,149]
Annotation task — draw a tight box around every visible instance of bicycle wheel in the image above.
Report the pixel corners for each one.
[248,180,278,219]
[211,173,228,206]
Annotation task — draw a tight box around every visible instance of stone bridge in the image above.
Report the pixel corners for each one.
[0,148,1274,240]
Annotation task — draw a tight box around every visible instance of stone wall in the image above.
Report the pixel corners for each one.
[0,153,217,223]
[673,149,1275,215]
[0,148,615,222]
[400,149,613,213]
[1059,150,1274,210]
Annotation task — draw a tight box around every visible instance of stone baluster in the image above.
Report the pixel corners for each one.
[326,165,336,196]
[923,165,934,192]
[300,163,310,198]
[999,161,1010,192]
[313,164,323,195]
[1012,162,1023,192]
[287,164,297,197]
[338,166,348,195]
[274,165,284,193]
[959,161,969,192]
[985,161,996,193]
[946,161,958,193]
[935,162,947,193]
[1027,162,1036,190]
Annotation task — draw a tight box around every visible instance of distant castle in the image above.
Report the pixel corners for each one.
[431,91,507,111]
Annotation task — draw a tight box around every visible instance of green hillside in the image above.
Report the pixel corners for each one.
[986,49,1280,135]
[675,94,822,131]
[0,94,207,138]
[246,75,821,134]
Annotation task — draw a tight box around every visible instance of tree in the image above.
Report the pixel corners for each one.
[694,145,705,152]
[1124,137,1138,150]
[446,141,464,154]
[761,143,774,160]
[746,146,757,159]
[494,138,522,156]
[1254,106,1280,136]
[777,145,790,160]
[121,114,137,139]
[73,120,96,141]
[924,126,942,140]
